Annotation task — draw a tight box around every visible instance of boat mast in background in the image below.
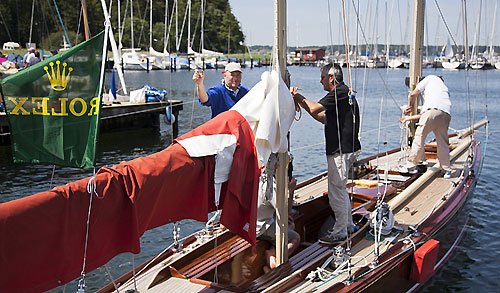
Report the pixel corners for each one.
[100,0,127,94]
[81,0,91,40]
[131,0,134,51]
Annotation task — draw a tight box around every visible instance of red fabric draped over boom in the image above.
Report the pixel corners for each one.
[0,110,260,293]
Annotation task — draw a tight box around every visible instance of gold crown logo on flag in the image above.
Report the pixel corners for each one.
[44,60,73,91]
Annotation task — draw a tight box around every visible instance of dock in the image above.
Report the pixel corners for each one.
[0,100,183,145]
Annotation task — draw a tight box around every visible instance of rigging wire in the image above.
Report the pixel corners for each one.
[119,0,130,47]
[327,0,335,60]
[103,264,119,292]
[462,0,474,163]
[349,0,403,114]
[136,0,150,49]
[0,7,13,41]
[354,0,360,90]
[434,0,460,49]
[131,254,138,292]
[341,0,353,93]
[76,4,83,45]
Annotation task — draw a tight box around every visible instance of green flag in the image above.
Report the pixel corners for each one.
[0,31,105,169]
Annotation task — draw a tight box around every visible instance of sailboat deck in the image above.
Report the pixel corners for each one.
[145,277,208,292]
[286,136,471,292]
[294,175,328,205]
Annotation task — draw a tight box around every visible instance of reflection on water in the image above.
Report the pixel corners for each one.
[2,67,500,291]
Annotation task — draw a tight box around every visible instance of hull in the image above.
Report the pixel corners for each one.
[122,51,148,71]
[442,61,466,70]
[388,59,404,68]
[470,62,485,70]
[366,60,386,68]
[123,63,146,70]
[99,122,486,293]
[338,148,479,293]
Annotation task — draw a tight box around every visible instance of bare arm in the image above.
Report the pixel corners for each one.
[406,88,421,114]
[400,114,421,123]
[291,88,326,124]
[193,70,209,103]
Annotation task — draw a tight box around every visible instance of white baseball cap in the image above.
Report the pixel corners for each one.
[224,62,242,72]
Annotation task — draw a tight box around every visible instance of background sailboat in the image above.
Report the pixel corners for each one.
[442,38,466,69]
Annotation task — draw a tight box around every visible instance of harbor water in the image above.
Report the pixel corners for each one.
[1,66,499,291]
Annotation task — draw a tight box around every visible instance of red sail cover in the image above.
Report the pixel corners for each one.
[0,110,260,292]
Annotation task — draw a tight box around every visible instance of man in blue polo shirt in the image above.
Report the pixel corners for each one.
[192,62,249,118]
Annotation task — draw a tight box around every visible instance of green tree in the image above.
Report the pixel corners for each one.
[0,0,245,54]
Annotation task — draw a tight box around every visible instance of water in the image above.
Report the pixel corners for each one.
[1,66,499,291]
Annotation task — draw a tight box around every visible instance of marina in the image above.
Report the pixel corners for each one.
[0,65,497,292]
[0,0,499,292]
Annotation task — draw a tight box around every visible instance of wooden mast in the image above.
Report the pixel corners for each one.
[408,0,425,138]
[81,0,90,40]
[273,0,289,266]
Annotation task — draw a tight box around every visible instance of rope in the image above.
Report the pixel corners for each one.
[77,168,100,292]
[103,264,119,293]
[312,239,384,287]
[294,106,302,121]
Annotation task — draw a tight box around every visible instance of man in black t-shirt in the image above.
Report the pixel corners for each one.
[291,63,361,245]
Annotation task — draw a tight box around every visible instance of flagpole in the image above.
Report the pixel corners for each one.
[97,23,110,101]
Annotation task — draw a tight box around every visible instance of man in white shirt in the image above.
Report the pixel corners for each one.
[23,48,35,68]
[403,75,452,178]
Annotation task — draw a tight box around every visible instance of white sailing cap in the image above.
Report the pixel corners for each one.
[224,62,242,72]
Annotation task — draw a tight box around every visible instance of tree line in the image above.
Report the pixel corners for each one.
[0,0,245,53]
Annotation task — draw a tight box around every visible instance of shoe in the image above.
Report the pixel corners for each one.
[328,225,359,235]
[397,164,417,174]
[319,233,347,245]
[443,171,452,179]
[417,163,428,173]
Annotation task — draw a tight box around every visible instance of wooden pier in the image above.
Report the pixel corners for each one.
[0,100,183,145]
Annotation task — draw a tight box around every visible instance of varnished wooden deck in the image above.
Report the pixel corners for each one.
[286,135,472,292]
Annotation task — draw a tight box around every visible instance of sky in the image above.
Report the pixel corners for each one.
[229,0,500,48]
